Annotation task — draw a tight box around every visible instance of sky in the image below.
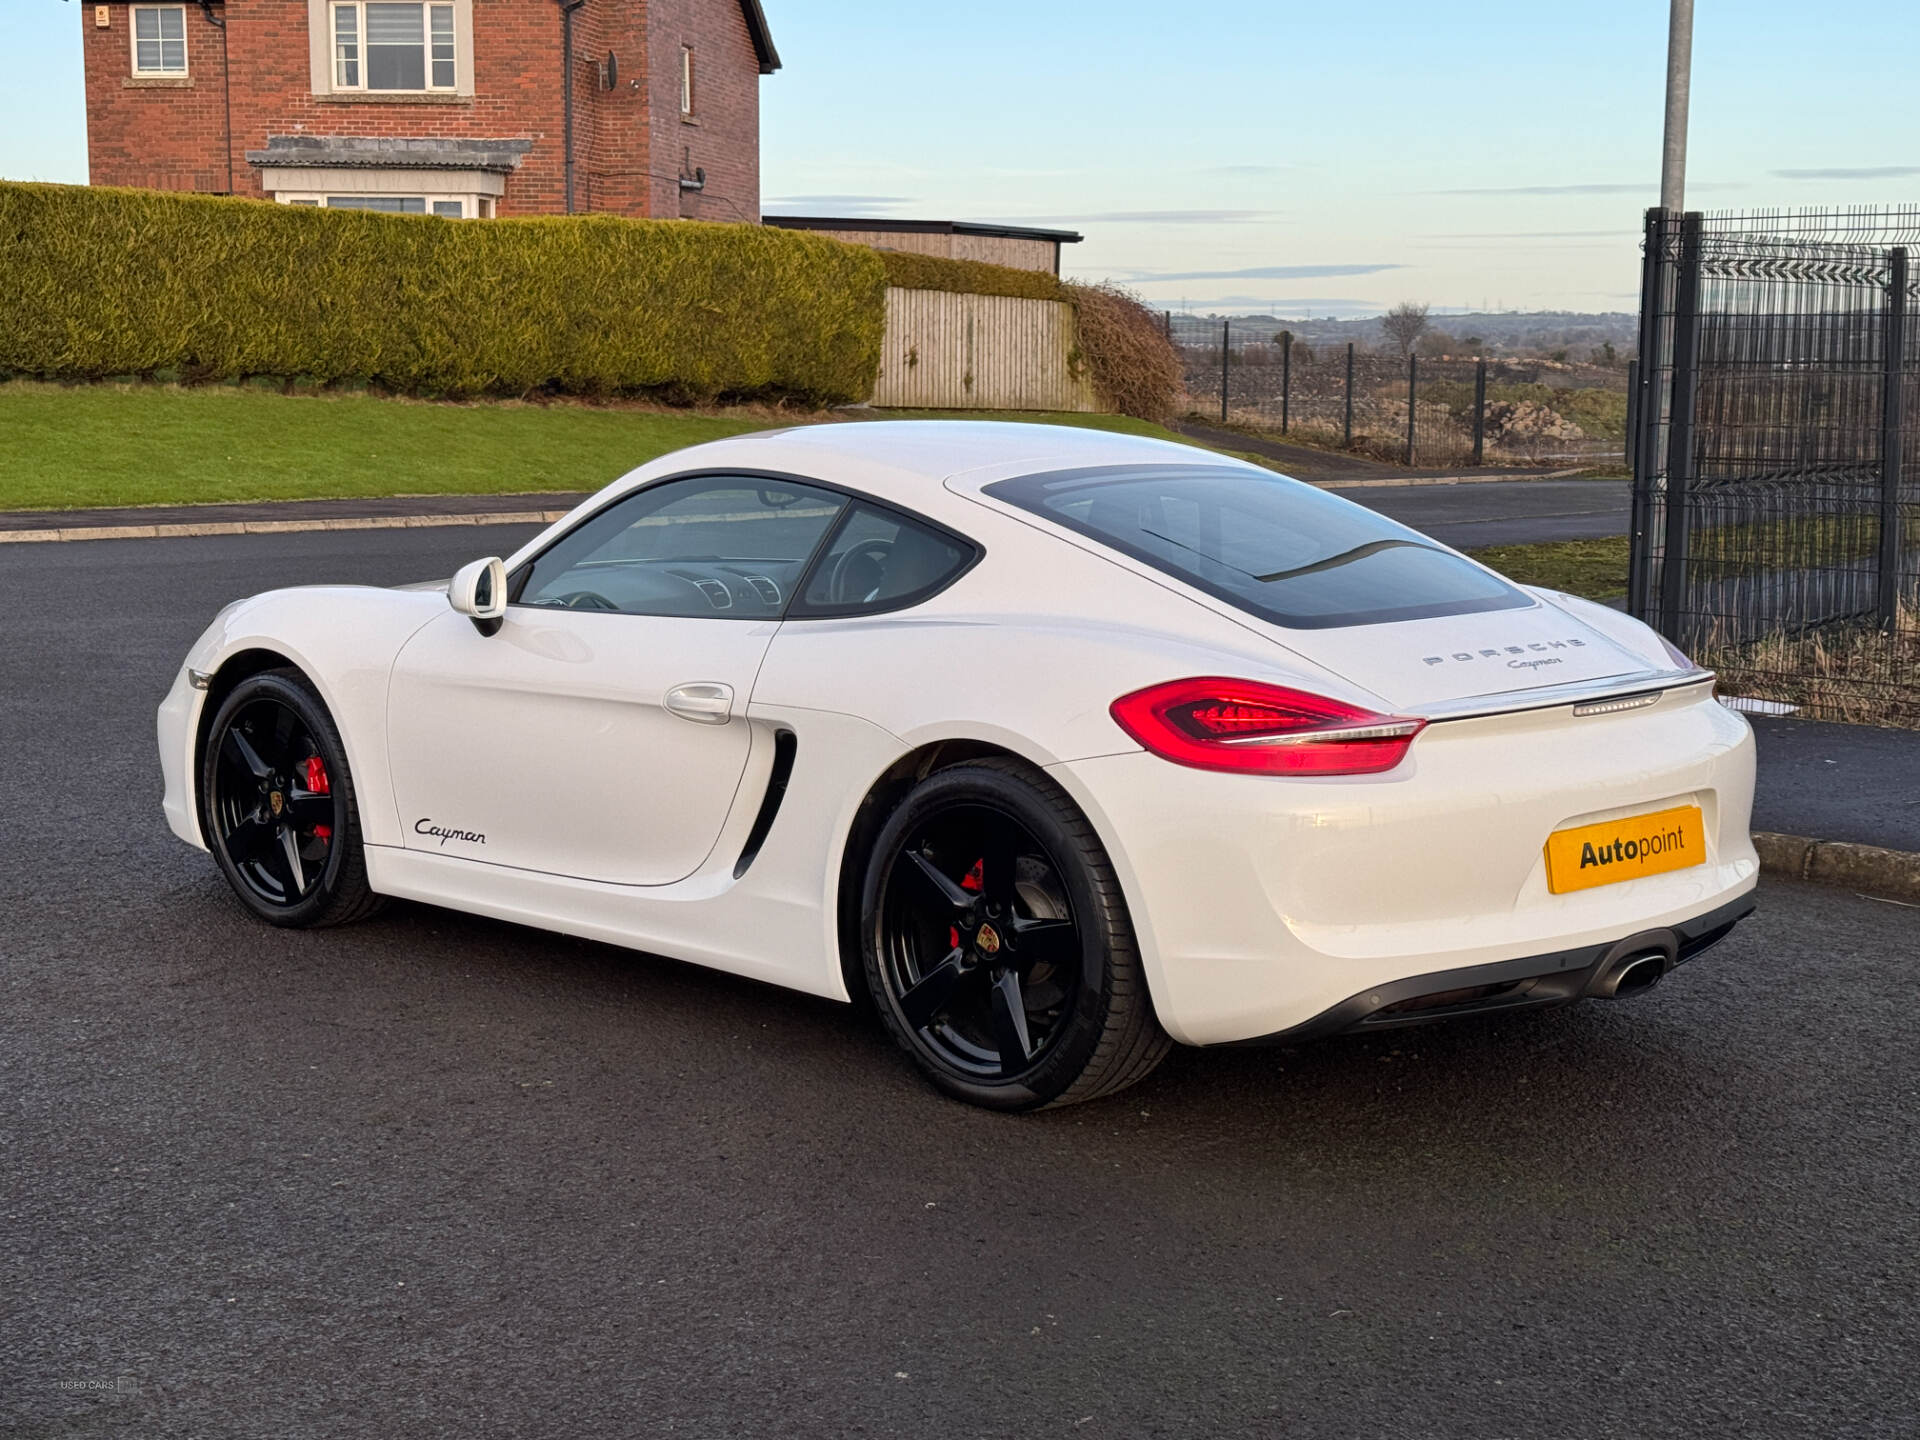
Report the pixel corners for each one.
[6,0,1919,316]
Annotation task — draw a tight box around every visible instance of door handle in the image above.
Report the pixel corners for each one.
[664,681,735,725]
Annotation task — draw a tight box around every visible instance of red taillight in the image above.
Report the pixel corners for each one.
[1110,677,1426,776]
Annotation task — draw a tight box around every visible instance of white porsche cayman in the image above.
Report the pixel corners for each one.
[158,422,1758,1109]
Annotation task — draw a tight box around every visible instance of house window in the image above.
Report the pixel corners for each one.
[333,6,359,86]
[329,2,456,92]
[327,196,428,213]
[680,45,694,117]
[132,5,188,76]
[274,193,487,218]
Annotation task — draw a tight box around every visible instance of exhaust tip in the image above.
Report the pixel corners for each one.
[1594,950,1669,999]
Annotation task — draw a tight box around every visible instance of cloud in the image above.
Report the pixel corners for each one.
[762,194,915,216]
[1414,229,1637,240]
[1208,164,1291,176]
[996,209,1284,225]
[1144,298,1386,318]
[1198,295,1382,314]
[1773,166,1920,181]
[1430,183,1652,197]
[1122,263,1403,284]
[1428,182,1744,197]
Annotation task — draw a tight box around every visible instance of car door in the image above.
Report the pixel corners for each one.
[386,473,849,886]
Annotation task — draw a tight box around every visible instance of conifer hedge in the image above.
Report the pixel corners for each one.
[876,249,1069,303]
[0,182,1183,420]
[0,182,888,403]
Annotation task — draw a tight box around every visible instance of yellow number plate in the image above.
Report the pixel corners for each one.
[1544,804,1706,894]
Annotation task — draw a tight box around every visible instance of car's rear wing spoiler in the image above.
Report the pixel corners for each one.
[1411,668,1716,724]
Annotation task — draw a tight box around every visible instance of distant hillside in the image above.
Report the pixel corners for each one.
[1168,310,1638,359]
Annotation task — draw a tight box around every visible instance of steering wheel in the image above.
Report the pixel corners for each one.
[556,590,618,611]
[825,539,893,604]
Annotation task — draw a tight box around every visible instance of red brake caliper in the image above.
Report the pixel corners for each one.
[305,756,333,841]
[949,859,985,949]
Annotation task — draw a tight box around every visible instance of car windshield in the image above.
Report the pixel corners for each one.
[983,463,1531,629]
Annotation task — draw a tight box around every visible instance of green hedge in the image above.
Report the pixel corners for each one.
[0,182,887,403]
[877,250,1068,303]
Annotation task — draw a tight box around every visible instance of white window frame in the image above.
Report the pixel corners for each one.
[273,191,489,219]
[327,2,458,94]
[130,4,189,77]
[680,45,695,118]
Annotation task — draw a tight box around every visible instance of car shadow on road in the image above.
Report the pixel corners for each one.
[204,887,1764,1198]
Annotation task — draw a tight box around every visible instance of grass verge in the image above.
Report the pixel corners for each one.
[1466,537,1630,602]
[0,382,1196,512]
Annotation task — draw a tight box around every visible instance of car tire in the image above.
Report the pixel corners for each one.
[200,667,382,929]
[860,757,1171,1110]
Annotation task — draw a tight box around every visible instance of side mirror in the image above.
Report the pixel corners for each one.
[449,557,508,636]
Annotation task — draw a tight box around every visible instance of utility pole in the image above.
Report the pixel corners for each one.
[1660,0,1694,212]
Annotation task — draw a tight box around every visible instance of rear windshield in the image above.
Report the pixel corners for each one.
[984,464,1532,629]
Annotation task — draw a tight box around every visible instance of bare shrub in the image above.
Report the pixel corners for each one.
[1066,281,1184,422]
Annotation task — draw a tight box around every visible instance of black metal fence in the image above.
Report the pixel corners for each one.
[1172,316,1629,469]
[1629,207,1920,726]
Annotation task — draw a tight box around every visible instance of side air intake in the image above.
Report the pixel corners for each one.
[733,730,798,879]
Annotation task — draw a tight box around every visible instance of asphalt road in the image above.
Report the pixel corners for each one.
[1750,716,1920,853]
[4,529,1916,1439]
[1347,479,1632,549]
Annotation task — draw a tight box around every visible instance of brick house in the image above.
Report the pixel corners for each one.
[80,1,778,221]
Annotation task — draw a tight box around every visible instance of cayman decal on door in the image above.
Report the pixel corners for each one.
[415,819,487,847]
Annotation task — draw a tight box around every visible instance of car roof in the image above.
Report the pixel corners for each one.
[507,420,1271,576]
[635,420,1226,494]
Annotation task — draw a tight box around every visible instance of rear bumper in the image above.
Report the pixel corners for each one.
[1227,890,1755,1046]
[1049,684,1759,1046]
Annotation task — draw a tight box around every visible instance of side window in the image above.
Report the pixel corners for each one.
[795,503,975,616]
[516,476,846,619]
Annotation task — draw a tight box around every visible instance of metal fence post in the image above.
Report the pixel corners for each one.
[1471,358,1487,465]
[1628,208,1671,623]
[1405,353,1417,465]
[1164,311,1173,341]
[1624,357,1639,474]
[1280,331,1292,433]
[1879,246,1909,630]
[1658,211,1705,643]
[1343,342,1354,447]
[1220,318,1230,424]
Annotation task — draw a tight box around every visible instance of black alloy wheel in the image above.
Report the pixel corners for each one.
[862,759,1170,1110]
[881,803,1081,1077]
[201,669,380,928]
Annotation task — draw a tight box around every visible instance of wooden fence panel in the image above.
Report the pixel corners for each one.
[872,288,1097,412]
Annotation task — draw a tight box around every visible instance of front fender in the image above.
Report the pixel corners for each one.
[158,586,447,851]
